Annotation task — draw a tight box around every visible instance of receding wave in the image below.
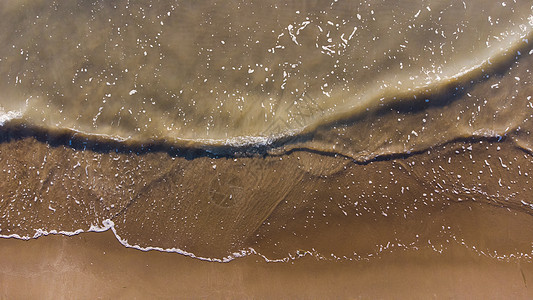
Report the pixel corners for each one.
[1,0,532,159]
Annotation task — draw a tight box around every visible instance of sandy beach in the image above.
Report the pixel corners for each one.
[1,0,533,298]
[1,136,533,298]
[2,229,533,299]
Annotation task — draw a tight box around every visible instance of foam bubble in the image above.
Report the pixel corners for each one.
[0,108,23,126]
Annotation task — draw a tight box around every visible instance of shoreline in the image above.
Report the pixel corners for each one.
[1,1,533,297]
[1,136,532,259]
[1,134,533,297]
[1,230,532,299]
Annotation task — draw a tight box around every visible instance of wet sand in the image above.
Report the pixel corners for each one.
[1,136,533,298]
[1,136,533,259]
[1,230,533,299]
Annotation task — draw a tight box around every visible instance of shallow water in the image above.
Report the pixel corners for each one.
[1,0,533,266]
[1,0,532,149]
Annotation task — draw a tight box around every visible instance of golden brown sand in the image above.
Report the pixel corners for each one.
[1,137,533,298]
[1,230,533,299]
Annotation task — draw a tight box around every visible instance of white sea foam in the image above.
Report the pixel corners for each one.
[0,108,23,126]
[0,219,288,263]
